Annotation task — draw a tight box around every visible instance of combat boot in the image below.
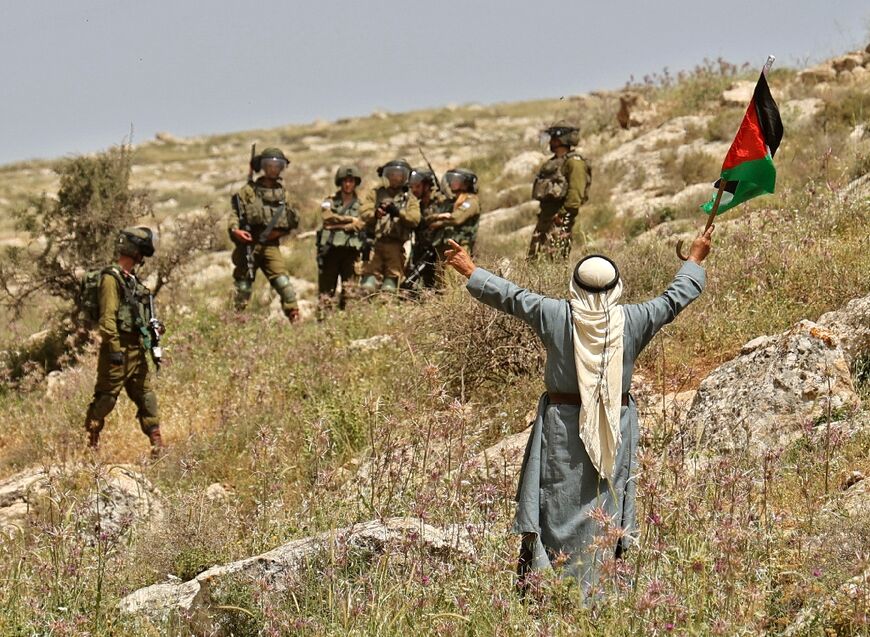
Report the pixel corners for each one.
[146,425,166,460]
[85,419,103,450]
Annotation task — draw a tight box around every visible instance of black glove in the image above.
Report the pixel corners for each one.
[109,351,124,366]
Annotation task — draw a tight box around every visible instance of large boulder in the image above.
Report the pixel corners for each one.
[0,464,162,538]
[817,293,870,367]
[687,320,859,455]
[501,151,547,179]
[120,517,475,634]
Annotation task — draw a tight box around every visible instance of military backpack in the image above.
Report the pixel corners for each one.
[532,152,592,204]
[79,267,124,324]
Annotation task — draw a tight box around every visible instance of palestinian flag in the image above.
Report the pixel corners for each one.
[702,70,783,215]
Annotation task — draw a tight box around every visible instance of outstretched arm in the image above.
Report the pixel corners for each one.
[444,240,559,341]
[623,226,714,355]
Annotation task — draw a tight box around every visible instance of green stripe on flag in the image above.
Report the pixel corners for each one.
[701,156,777,215]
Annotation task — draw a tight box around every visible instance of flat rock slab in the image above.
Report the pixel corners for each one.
[120,517,475,634]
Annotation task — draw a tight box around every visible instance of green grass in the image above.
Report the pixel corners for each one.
[0,49,869,635]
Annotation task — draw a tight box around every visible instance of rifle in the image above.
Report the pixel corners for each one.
[401,244,437,290]
[147,294,164,372]
[418,146,444,194]
[232,144,257,282]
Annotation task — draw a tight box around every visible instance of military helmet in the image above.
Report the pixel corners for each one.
[376,158,412,184]
[408,168,435,187]
[334,165,362,186]
[443,168,479,194]
[544,120,581,148]
[251,147,289,173]
[118,226,156,258]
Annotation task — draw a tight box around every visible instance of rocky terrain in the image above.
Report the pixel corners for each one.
[0,46,867,635]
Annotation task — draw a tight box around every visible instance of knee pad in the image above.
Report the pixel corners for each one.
[89,392,118,420]
[381,277,399,291]
[360,274,378,290]
[234,279,253,307]
[271,275,297,305]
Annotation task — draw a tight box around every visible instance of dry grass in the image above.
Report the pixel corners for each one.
[0,50,869,636]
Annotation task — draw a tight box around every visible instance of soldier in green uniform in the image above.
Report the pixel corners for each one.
[407,168,444,289]
[84,227,166,457]
[427,168,481,286]
[228,147,301,321]
[528,121,592,260]
[317,165,366,315]
[359,159,421,292]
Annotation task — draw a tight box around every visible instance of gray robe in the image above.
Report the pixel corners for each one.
[466,261,706,590]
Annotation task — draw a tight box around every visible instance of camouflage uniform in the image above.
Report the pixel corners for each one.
[85,228,163,455]
[430,192,481,286]
[228,175,300,319]
[317,189,364,310]
[359,185,421,291]
[411,186,448,289]
[528,122,591,260]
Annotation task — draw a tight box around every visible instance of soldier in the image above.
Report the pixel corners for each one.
[316,165,366,315]
[84,227,166,458]
[528,121,591,260]
[228,147,301,321]
[359,159,421,292]
[406,168,444,290]
[427,168,481,286]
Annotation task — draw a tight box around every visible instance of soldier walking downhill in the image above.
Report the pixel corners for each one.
[359,159,421,293]
[316,165,366,315]
[84,227,166,458]
[228,147,301,321]
[528,121,591,260]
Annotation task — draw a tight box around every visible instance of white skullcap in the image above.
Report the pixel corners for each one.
[573,256,619,291]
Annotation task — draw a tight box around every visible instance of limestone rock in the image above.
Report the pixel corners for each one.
[474,426,532,479]
[818,293,870,367]
[783,567,870,637]
[782,98,823,127]
[501,151,547,179]
[720,81,755,107]
[830,52,865,74]
[797,64,837,85]
[0,464,162,538]
[120,518,475,633]
[479,201,538,230]
[687,320,859,455]
[348,334,394,351]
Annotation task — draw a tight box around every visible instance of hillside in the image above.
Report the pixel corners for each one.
[0,47,868,635]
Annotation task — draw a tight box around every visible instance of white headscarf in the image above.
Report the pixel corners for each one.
[568,256,625,481]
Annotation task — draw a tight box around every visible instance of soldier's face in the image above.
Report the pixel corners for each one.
[410,181,425,198]
[341,177,356,194]
[449,178,464,193]
[549,135,561,152]
[386,173,404,188]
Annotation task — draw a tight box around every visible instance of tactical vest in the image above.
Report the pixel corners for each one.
[317,192,363,250]
[373,187,412,242]
[531,152,591,204]
[415,192,447,244]
[453,195,481,248]
[429,198,459,248]
[236,180,299,232]
[105,267,153,346]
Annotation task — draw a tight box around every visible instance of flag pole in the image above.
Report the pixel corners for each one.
[676,54,776,261]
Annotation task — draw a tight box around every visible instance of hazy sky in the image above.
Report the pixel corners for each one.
[1,0,867,165]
